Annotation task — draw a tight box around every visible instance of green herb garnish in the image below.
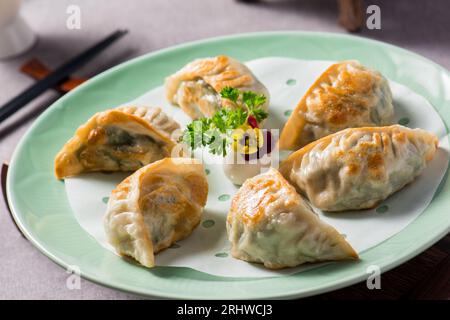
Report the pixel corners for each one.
[220,87,240,103]
[181,87,268,156]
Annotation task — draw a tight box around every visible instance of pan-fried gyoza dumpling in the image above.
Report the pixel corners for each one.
[279,125,438,212]
[227,168,358,269]
[104,157,208,268]
[279,61,394,151]
[165,55,270,119]
[54,106,182,179]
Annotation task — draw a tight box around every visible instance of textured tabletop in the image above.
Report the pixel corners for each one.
[0,0,449,299]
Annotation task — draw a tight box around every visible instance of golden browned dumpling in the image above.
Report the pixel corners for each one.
[227,168,358,269]
[54,106,181,179]
[279,125,438,211]
[165,55,269,119]
[104,158,208,268]
[279,61,394,151]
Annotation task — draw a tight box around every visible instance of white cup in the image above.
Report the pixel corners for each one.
[0,0,36,59]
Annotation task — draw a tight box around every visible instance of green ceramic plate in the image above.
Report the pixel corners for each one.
[7,32,450,299]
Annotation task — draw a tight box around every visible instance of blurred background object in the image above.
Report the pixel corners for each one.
[0,29,127,123]
[238,0,366,31]
[338,0,364,31]
[0,0,35,59]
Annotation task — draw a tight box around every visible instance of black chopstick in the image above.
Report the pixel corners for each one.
[0,29,128,123]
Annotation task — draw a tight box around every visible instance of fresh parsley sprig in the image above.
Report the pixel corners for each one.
[180,87,268,156]
[220,87,240,102]
[220,87,268,123]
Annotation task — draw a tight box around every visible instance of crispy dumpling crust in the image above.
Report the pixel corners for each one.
[54,106,181,179]
[104,158,208,268]
[165,55,270,119]
[117,105,182,142]
[280,125,438,211]
[227,168,357,269]
[279,61,394,150]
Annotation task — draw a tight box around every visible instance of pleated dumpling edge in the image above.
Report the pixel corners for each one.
[279,125,438,212]
[54,106,182,179]
[227,167,358,269]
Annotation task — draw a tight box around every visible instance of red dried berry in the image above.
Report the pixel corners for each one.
[247,115,258,128]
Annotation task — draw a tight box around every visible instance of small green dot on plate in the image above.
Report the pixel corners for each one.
[398,117,410,126]
[286,79,297,86]
[202,219,215,228]
[169,243,180,249]
[205,168,210,175]
[215,252,228,258]
[218,194,230,201]
[284,110,293,117]
[341,234,347,238]
[102,197,109,204]
[376,205,389,214]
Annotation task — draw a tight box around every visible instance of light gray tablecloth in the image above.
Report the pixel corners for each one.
[0,0,448,299]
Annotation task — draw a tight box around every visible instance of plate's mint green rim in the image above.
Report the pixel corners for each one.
[7,31,450,299]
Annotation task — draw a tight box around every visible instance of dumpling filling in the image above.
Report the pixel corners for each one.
[77,126,165,172]
[174,80,220,119]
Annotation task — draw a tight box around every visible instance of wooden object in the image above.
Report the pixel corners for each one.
[338,0,364,32]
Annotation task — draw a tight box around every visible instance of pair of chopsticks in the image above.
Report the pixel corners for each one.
[21,58,88,93]
[0,29,128,123]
